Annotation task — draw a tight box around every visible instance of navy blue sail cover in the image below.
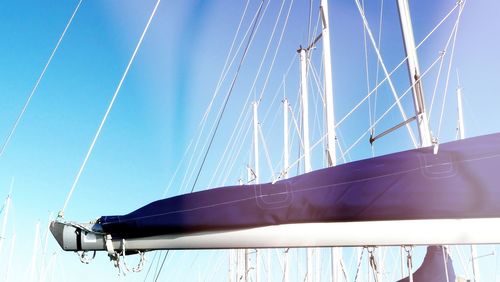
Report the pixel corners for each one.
[99,133,500,238]
[397,245,455,282]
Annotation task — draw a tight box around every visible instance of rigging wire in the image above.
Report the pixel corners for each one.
[181,0,270,194]
[208,107,251,187]
[154,250,170,282]
[220,110,253,186]
[209,0,295,187]
[307,0,313,45]
[190,0,265,193]
[361,0,372,137]
[212,0,294,188]
[335,0,460,133]
[258,123,278,182]
[428,2,464,121]
[257,0,295,103]
[372,0,385,140]
[338,51,444,161]
[354,0,418,148]
[353,248,366,282]
[142,251,159,281]
[249,0,287,102]
[199,0,251,128]
[161,139,193,197]
[59,0,161,216]
[0,0,82,159]
[437,1,466,140]
[211,0,289,179]
[176,0,253,194]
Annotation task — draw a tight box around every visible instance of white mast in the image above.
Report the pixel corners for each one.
[284,249,290,282]
[299,47,314,282]
[457,86,465,140]
[283,98,289,179]
[282,97,290,282]
[253,102,260,183]
[229,250,234,282]
[320,1,343,280]
[456,82,478,281]
[0,192,12,256]
[256,248,260,282]
[29,222,40,282]
[320,0,337,167]
[253,101,260,282]
[5,233,15,282]
[299,48,312,173]
[396,0,432,147]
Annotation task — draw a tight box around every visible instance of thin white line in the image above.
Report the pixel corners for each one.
[60,0,162,215]
[0,0,83,158]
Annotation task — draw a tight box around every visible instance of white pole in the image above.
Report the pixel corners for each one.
[396,0,432,147]
[457,87,465,140]
[283,97,290,282]
[456,84,477,281]
[238,249,246,282]
[471,245,480,282]
[299,47,313,282]
[47,253,57,282]
[0,193,11,256]
[320,0,337,167]
[244,248,249,282]
[40,212,53,282]
[242,169,248,281]
[283,98,289,179]
[5,233,15,282]
[30,222,40,282]
[315,248,321,281]
[331,248,342,282]
[253,102,260,183]
[299,48,312,174]
[267,250,271,282]
[253,102,260,282]
[229,250,234,282]
[307,248,314,282]
[284,249,289,282]
[256,249,260,282]
[320,1,343,279]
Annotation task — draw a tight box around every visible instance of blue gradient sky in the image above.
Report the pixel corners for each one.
[1,0,500,281]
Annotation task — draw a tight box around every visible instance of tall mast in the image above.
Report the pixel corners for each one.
[321,1,342,280]
[0,193,11,256]
[299,46,314,282]
[253,101,260,282]
[320,0,337,167]
[253,102,260,183]
[457,86,465,140]
[396,0,432,147]
[30,222,41,282]
[456,83,478,281]
[299,48,312,173]
[282,97,290,282]
[0,178,13,256]
[283,98,289,179]
[5,233,15,282]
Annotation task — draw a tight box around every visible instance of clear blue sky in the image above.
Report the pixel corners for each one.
[1,0,500,281]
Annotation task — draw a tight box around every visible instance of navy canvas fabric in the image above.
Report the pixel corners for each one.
[397,246,456,282]
[99,133,500,238]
